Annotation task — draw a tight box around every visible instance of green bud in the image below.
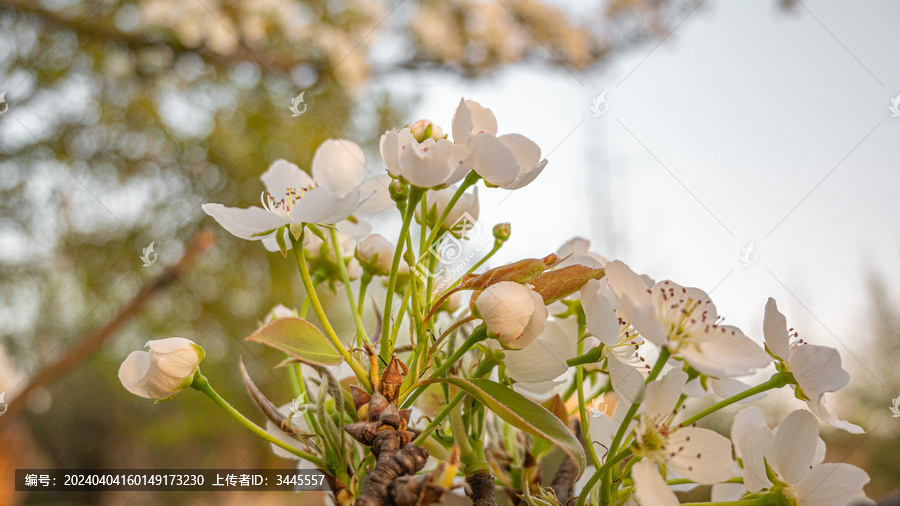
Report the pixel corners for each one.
[493,223,511,242]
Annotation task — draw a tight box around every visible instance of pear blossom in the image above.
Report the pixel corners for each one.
[631,369,734,506]
[605,260,771,378]
[451,98,548,189]
[763,298,863,433]
[580,278,647,404]
[731,408,873,506]
[355,233,396,276]
[203,140,387,251]
[416,185,480,232]
[475,282,548,350]
[118,338,205,399]
[380,127,469,189]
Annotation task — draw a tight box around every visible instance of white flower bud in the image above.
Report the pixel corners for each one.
[118,338,205,399]
[263,304,297,323]
[475,282,548,350]
[356,234,396,276]
[407,119,445,143]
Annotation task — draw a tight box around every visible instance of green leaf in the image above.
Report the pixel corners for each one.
[246,317,343,366]
[423,378,585,474]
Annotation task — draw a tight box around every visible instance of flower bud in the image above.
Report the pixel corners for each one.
[493,223,511,243]
[356,234,396,276]
[407,119,445,143]
[474,282,548,350]
[262,304,297,324]
[118,338,205,399]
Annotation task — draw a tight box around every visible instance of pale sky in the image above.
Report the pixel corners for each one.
[375,0,900,395]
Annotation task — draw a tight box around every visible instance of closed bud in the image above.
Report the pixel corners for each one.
[356,234,396,276]
[407,119,446,143]
[474,282,548,350]
[118,338,205,400]
[493,223,511,242]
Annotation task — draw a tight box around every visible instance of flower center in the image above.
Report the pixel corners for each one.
[654,282,721,349]
[261,187,307,218]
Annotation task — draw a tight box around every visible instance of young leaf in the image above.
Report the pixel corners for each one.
[423,378,585,474]
[531,265,605,304]
[246,317,343,366]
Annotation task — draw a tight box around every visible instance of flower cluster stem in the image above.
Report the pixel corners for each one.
[290,233,371,390]
[678,372,790,427]
[192,373,322,466]
[380,188,423,363]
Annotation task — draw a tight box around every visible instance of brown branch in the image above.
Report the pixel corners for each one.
[465,473,497,506]
[0,230,214,427]
[550,420,585,505]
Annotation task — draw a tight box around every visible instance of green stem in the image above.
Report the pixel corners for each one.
[679,372,790,427]
[422,171,480,252]
[601,347,671,504]
[290,233,371,391]
[576,322,603,470]
[414,391,466,444]
[192,373,322,466]
[400,324,488,409]
[381,188,423,363]
[575,448,632,506]
[357,272,371,320]
[330,228,368,347]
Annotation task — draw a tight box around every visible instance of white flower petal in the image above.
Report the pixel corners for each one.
[466,133,519,187]
[731,406,768,459]
[118,351,151,398]
[581,279,619,346]
[398,138,455,188]
[202,203,289,240]
[736,425,774,492]
[772,409,819,485]
[355,175,394,216]
[261,159,314,196]
[632,460,680,506]
[645,368,688,420]
[451,98,497,146]
[763,298,791,359]
[667,427,734,485]
[789,344,850,403]
[804,397,865,434]
[795,463,873,506]
[682,333,771,378]
[291,187,362,225]
[607,354,644,405]
[605,260,667,345]
[380,128,414,176]
[312,139,366,193]
[504,318,576,383]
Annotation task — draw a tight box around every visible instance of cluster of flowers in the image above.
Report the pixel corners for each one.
[120,98,872,506]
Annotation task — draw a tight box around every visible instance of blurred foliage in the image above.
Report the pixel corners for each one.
[0,0,789,503]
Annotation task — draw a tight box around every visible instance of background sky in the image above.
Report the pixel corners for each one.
[373,0,900,399]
